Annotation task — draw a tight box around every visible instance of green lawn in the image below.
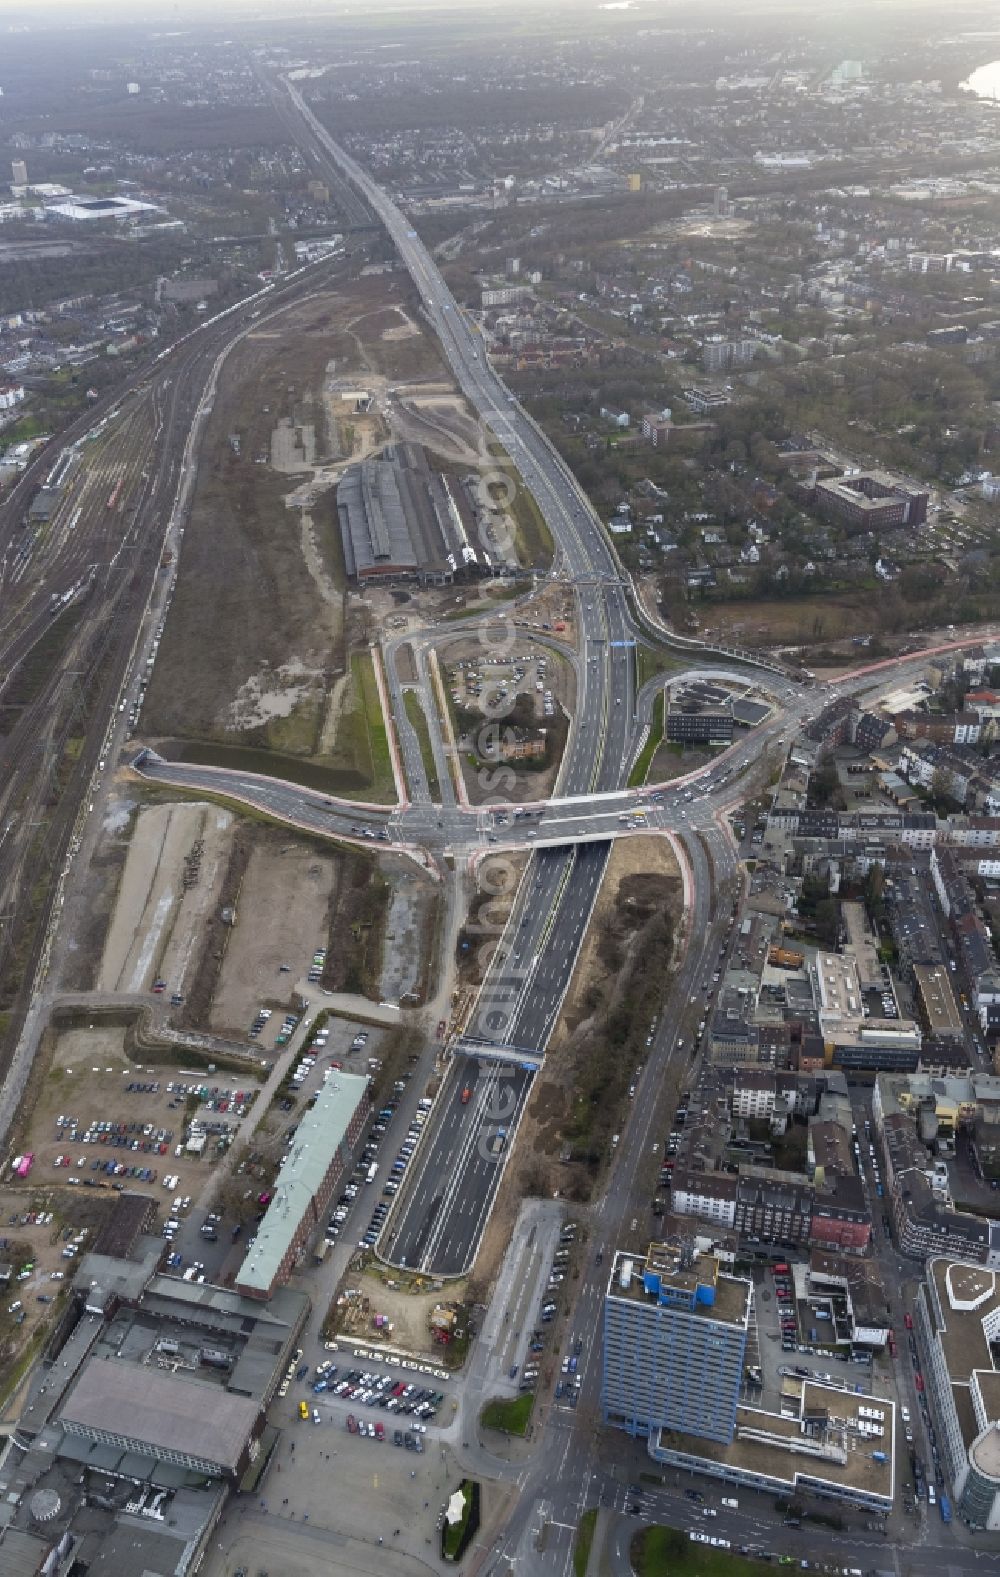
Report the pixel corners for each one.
[403,690,441,799]
[632,1526,766,1577]
[480,1392,534,1435]
[628,689,665,787]
[637,644,680,689]
[509,478,554,569]
[485,440,554,569]
[320,651,397,801]
[573,1508,598,1577]
[355,653,394,797]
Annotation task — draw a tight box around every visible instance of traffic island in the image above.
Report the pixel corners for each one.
[632,1525,774,1577]
[441,1478,480,1563]
[480,1392,535,1436]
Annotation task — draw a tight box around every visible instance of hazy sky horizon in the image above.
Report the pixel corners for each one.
[0,0,984,15]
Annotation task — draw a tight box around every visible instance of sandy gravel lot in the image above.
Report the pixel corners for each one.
[209,840,338,1035]
[23,1026,238,1206]
[99,802,232,996]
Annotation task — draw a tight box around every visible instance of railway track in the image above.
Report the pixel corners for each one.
[0,244,368,1099]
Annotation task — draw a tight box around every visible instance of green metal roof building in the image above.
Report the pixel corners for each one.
[236,1070,369,1300]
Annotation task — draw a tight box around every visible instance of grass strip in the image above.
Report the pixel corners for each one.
[573,1508,598,1577]
[480,1392,534,1435]
[628,689,665,787]
[352,651,396,801]
[633,1525,770,1577]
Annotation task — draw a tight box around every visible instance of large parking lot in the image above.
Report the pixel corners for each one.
[204,1395,461,1577]
[302,1359,447,1434]
[24,1026,259,1209]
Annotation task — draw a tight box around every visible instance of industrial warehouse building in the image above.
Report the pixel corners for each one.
[236,1068,370,1300]
[0,1229,307,1575]
[337,441,506,584]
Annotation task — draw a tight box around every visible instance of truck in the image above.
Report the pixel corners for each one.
[313,1239,330,1265]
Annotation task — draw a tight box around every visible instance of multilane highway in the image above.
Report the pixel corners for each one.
[130,641,930,1278]
[124,85,1000,1282]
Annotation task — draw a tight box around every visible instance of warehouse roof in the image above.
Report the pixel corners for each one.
[60,1362,257,1472]
[338,455,417,577]
[237,1070,368,1296]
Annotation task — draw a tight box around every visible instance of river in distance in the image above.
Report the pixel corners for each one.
[961,60,1000,100]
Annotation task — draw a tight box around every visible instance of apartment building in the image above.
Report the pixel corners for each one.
[236,1072,369,1300]
[813,469,928,529]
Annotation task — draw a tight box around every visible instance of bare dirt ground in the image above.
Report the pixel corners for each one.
[391,387,485,464]
[379,308,421,342]
[648,739,713,785]
[142,289,358,747]
[455,851,529,992]
[332,1263,467,1361]
[514,579,578,647]
[98,801,232,996]
[209,839,338,1035]
[552,834,681,1046]
[141,281,442,758]
[21,1025,240,1209]
[697,592,876,650]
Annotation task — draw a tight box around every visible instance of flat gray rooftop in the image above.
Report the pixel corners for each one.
[60,1360,258,1472]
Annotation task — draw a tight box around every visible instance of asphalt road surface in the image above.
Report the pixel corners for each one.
[385,1055,534,1276]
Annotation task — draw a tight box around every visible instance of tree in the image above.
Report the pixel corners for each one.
[809,757,841,809]
[815,897,841,948]
[931,766,957,809]
[865,862,885,918]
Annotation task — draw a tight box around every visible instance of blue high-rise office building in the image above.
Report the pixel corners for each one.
[602,1242,751,1445]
